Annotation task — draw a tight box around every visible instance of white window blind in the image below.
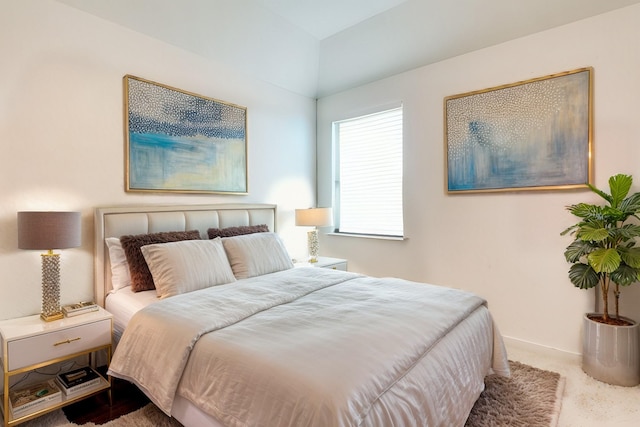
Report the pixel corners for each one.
[334,106,404,237]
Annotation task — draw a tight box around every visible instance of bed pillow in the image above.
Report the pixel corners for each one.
[120,230,201,292]
[141,238,236,299]
[222,232,294,279]
[207,224,269,239]
[105,237,131,291]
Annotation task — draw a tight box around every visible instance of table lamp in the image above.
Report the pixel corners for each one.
[18,211,81,321]
[295,207,333,263]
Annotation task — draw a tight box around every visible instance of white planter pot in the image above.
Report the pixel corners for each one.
[582,313,640,387]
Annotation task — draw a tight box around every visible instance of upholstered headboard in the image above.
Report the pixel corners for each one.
[94,204,277,306]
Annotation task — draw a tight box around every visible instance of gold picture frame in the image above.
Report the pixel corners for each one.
[445,67,593,194]
[124,75,248,194]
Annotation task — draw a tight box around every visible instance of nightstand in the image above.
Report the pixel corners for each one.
[0,307,112,426]
[295,256,348,271]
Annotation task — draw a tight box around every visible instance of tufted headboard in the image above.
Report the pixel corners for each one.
[94,204,277,306]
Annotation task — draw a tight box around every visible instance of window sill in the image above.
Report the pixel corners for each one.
[327,232,406,241]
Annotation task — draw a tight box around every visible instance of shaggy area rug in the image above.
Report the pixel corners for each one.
[20,404,181,427]
[21,361,563,427]
[465,360,565,427]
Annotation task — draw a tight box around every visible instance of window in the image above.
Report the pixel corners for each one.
[333,106,404,237]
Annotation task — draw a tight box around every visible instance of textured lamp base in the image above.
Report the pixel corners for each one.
[307,229,319,263]
[41,252,63,322]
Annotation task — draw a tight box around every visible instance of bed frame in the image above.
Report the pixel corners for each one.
[93,203,508,427]
[94,204,277,307]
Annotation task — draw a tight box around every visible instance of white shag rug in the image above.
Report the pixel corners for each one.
[20,403,182,427]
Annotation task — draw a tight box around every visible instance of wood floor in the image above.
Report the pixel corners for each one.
[62,375,150,425]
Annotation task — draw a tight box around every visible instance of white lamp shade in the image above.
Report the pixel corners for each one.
[295,208,333,227]
[18,211,81,250]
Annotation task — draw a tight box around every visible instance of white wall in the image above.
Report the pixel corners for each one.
[0,0,317,320]
[317,4,640,355]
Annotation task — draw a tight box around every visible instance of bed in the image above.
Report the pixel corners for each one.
[94,204,509,427]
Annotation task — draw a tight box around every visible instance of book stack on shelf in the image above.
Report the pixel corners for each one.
[8,379,62,418]
[55,367,103,397]
[62,301,98,317]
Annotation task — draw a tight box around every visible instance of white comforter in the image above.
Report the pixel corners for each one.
[108,268,509,427]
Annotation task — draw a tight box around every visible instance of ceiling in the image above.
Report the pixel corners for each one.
[253,0,411,40]
[54,0,640,97]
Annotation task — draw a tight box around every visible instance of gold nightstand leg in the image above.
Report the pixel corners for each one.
[107,347,112,407]
[3,366,9,427]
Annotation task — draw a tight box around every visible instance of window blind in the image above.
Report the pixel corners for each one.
[335,106,403,237]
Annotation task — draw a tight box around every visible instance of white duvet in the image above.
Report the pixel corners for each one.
[108,268,509,427]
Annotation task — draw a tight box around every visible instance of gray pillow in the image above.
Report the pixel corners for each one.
[222,232,293,279]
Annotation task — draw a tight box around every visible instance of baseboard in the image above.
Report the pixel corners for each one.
[502,335,581,364]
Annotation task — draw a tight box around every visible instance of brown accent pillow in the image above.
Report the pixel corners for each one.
[120,230,201,292]
[207,224,269,239]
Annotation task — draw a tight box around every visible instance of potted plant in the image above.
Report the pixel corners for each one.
[561,173,640,386]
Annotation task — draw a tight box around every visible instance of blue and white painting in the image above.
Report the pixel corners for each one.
[125,76,247,193]
[446,69,591,193]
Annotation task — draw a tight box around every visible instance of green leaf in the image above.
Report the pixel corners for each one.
[619,246,640,268]
[614,224,640,240]
[588,248,622,273]
[566,203,605,219]
[560,223,579,236]
[601,206,626,222]
[608,174,632,208]
[619,192,640,214]
[610,264,640,287]
[564,239,595,263]
[568,263,600,289]
[576,223,609,242]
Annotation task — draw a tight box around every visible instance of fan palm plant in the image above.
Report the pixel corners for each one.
[561,174,640,324]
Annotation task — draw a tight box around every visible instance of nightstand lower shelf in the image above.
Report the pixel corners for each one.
[1,374,110,425]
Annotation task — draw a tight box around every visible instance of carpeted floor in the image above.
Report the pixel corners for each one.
[21,360,563,427]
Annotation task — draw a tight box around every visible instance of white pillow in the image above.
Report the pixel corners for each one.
[141,238,236,299]
[105,237,132,292]
[222,232,293,279]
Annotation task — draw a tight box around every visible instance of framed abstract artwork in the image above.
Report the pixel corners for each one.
[124,75,248,194]
[445,67,593,193]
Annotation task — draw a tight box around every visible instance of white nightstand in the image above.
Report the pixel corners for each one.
[295,256,348,271]
[0,307,112,426]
